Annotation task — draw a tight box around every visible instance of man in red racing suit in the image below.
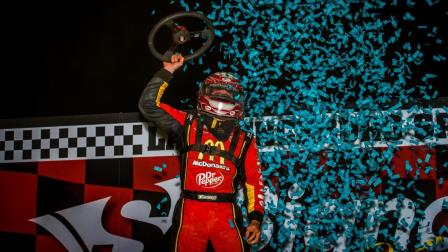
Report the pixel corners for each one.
[139,54,264,252]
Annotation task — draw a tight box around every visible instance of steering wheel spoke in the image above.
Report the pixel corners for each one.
[201,29,213,40]
[164,20,176,32]
[162,42,179,61]
[190,31,203,38]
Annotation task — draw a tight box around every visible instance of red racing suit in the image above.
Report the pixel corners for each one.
[139,68,265,252]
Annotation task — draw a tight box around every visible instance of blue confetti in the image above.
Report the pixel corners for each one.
[433,54,447,62]
[156,197,168,210]
[439,225,448,235]
[403,12,415,21]
[425,0,441,6]
[179,0,190,12]
[215,30,223,37]
[168,0,448,250]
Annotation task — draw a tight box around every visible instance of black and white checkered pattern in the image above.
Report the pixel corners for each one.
[0,123,177,163]
[2,104,447,163]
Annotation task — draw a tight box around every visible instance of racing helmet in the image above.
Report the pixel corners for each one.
[197,72,244,120]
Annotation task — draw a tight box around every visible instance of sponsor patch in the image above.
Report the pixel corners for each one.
[195,171,224,188]
[192,160,230,171]
[198,194,218,201]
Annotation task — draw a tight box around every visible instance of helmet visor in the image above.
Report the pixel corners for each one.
[202,83,244,104]
[197,96,243,119]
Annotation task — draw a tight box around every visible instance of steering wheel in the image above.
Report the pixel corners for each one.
[148,12,215,62]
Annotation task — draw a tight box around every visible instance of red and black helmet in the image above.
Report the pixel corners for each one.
[197,72,244,120]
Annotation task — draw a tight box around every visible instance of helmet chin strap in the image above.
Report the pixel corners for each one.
[211,117,219,128]
[201,114,237,141]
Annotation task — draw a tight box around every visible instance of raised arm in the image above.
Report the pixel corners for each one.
[138,54,187,146]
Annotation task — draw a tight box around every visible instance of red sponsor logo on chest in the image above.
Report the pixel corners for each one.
[195,171,224,188]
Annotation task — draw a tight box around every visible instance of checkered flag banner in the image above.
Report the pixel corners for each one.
[1,101,448,163]
[0,116,178,163]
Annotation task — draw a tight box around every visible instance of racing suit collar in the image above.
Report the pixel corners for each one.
[201,114,237,141]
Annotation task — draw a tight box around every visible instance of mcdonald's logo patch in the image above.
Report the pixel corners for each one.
[198,139,226,164]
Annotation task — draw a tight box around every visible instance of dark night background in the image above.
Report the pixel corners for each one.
[1,0,204,119]
[1,0,447,119]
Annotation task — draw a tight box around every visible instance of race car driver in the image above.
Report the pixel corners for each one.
[138,53,264,252]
